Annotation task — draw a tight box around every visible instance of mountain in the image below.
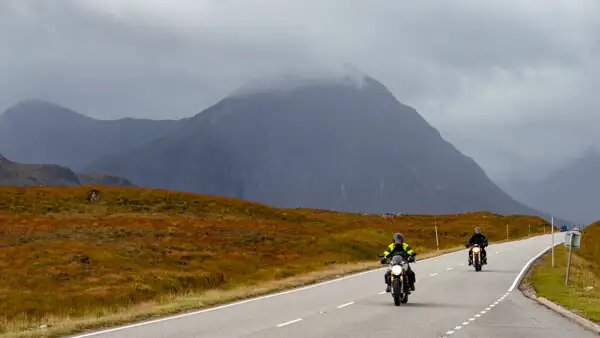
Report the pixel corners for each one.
[0,99,186,171]
[0,155,133,187]
[76,172,135,187]
[501,148,600,224]
[87,75,543,216]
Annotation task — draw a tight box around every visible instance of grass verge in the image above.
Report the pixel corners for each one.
[524,222,600,324]
[0,186,550,337]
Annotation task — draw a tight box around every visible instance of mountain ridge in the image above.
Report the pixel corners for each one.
[0,154,134,187]
[501,147,600,224]
[87,75,546,217]
[0,99,187,170]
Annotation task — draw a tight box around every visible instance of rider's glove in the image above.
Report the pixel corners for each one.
[380,257,387,264]
[408,255,415,263]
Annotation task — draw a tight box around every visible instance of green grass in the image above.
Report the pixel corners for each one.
[526,222,600,323]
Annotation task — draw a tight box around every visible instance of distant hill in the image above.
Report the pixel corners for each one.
[501,148,600,224]
[0,155,133,187]
[76,172,135,187]
[0,99,186,171]
[87,74,545,217]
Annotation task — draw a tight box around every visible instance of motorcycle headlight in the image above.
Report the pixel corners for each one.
[391,265,404,275]
[473,247,480,252]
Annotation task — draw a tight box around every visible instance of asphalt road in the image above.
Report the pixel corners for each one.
[70,233,597,338]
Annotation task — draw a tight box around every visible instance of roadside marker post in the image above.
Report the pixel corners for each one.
[551,216,555,268]
[435,223,439,251]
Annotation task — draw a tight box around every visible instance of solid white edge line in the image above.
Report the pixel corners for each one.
[337,302,354,308]
[276,318,303,327]
[508,238,563,292]
[69,235,551,337]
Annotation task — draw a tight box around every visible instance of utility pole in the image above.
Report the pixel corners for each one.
[506,224,509,240]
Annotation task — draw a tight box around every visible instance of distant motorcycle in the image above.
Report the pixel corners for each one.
[379,253,412,306]
[466,242,484,272]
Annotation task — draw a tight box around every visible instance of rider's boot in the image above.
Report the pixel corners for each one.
[386,284,391,293]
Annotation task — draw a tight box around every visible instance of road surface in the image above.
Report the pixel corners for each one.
[70,234,596,338]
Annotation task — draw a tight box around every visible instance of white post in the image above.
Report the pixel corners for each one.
[551,216,555,268]
[506,224,509,240]
[528,224,531,237]
[435,223,439,251]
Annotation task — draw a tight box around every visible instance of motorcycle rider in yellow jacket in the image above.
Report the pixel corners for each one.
[380,232,416,292]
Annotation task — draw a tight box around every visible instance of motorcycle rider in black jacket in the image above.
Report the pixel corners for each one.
[467,227,488,265]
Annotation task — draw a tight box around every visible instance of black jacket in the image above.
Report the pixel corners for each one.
[468,233,488,247]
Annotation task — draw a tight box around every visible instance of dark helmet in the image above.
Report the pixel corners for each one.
[474,227,481,234]
[393,233,404,241]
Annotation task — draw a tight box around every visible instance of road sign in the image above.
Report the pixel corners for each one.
[564,231,581,249]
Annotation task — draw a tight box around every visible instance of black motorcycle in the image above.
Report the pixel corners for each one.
[466,241,486,272]
[379,254,412,306]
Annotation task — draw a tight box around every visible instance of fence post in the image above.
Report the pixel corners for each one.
[435,223,439,251]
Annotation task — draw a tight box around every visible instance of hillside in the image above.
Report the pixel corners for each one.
[502,148,600,224]
[0,155,133,187]
[76,172,135,187]
[87,75,542,216]
[0,99,185,170]
[527,221,600,323]
[0,185,549,336]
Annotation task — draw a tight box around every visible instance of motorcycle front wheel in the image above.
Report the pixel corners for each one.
[392,279,402,306]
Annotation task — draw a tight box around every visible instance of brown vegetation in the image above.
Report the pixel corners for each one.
[0,186,548,336]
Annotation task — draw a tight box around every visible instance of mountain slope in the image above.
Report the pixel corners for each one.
[75,172,135,187]
[501,148,600,224]
[0,155,81,187]
[0,99,185,170]
[0,155,133,187]
[88,75,542,216]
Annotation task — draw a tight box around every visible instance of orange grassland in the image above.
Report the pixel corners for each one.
[0,186,549,337]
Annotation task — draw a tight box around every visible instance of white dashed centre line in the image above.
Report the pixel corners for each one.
[277,318,303,327]
[446,267,454,271]
[337,302,354,309]
[430,273,439,276]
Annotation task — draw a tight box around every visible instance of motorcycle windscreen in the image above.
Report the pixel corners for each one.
[390,255,406,265]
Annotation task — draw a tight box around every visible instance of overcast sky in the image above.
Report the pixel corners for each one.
[1,0,599,182]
